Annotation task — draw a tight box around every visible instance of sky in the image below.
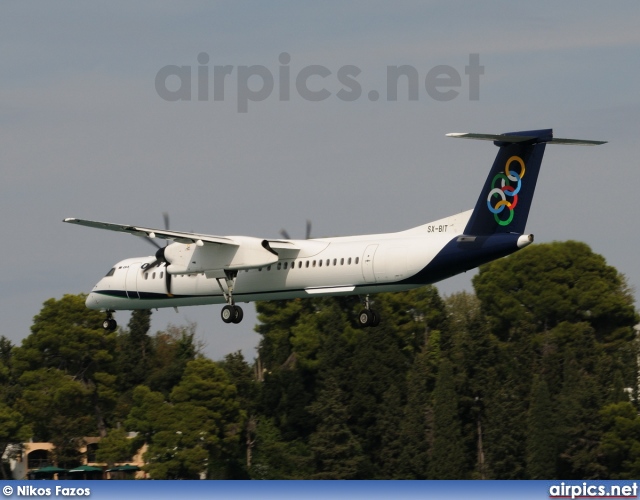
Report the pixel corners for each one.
[2,1,639,361]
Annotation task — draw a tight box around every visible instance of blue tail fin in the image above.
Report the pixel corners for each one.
[453,129,552,235]
[448,129,605,235]
[464,129,553,235]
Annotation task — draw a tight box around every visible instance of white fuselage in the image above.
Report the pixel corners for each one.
[85,211,472,311]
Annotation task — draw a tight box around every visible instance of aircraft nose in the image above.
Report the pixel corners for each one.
[85,292,100,310]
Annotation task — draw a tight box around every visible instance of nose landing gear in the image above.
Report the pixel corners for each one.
[102,311,117,331]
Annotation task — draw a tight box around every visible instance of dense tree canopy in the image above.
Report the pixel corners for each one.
[2,241,638,479]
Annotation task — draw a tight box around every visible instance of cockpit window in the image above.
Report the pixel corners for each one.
[105,268,116,277]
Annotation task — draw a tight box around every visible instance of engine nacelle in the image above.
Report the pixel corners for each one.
[164,237,279,275]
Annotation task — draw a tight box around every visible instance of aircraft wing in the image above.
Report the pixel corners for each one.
[63,218,236,245]
[63,217,307,274]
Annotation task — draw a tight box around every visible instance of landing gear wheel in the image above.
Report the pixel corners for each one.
[222,305,244,324]
[358,309,373,327]
[357,308,380,328]
[102,318,117,331]
[232,305,244,324]
[221,305,235,324]
[370,309,380,327]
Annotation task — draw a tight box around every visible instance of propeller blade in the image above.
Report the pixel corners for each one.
[146,238,163,250]
[163,212,170,231]
[280,229,291,239]
[142,259,159,273]
[305,220,312,239]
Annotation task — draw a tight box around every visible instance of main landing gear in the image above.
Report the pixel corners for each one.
[358,295,380,328]
[102,311,117,331]
[221,304,244,324]
[217,270,244,324]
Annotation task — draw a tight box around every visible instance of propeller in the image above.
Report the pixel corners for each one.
[280,219,312,240]
[141,213,173,296]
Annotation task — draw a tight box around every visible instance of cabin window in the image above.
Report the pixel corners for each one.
[333,259,337,266]
[326,259,330,266]
[340,258,344,265]
[305,261,309,268]
[105,268,116,277]
[318,260,322,267]
[355,257,360,264]
[348,258,352,265]
[267,265,272,271]
[277,263,282,270]
[160,272,164,279]
[152,272,156,279]
[313,260,317,267]
[144,273,148,280]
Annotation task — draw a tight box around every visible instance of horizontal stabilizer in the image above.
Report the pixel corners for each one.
[447,132,537,143]
[447,132,606,146]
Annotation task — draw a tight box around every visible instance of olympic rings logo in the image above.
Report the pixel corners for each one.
[487,155,526,226]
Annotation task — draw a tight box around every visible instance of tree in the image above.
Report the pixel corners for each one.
[95,427,134,468]
[0,402,31,479]
[473,241,637,344]
[248,417,314,479]
[526,376,556,478]
[428,358,467,479]
[395,335,440,479]
[127,358,245,479]
[218,351,260,473]
[599,401,640,478]
[555,345,607,479]
[144,322,200,395]
[13,295,117,439]
[308,377,365,479]
[116,309,154,392]
[15,368,94,467]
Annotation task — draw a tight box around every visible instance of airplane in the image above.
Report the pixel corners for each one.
[64,129,605,331]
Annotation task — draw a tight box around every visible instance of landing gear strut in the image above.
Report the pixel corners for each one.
[102,311,117,331]
[358,295,380,328]
[217,271,244,324]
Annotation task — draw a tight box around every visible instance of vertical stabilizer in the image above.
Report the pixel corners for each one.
[447,129,605,236]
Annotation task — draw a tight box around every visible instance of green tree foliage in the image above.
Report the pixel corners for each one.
[126,358,245,479]
[429,358,467,479]
[9,295,118,467]
[473,241,637,344]
[247,417,314,479]
[308,377,365,479]
[218,351,261,476]
[7,240,637,480]
[0,402,31,479]
[599,402,640,478]
[14,295,113,377]
[95,427,134,468]
[116,309,154,392]
[526,376,556,478]
[16,368,94,467]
